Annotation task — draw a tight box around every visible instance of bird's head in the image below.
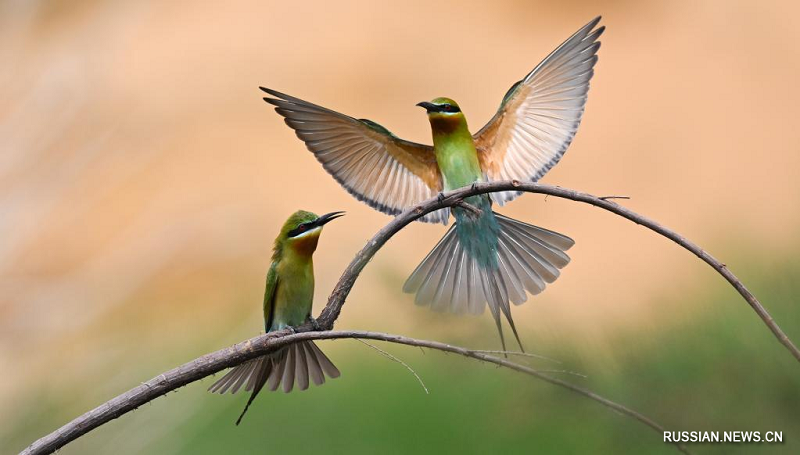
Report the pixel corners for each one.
[274,210,344,259]
[416,97,466,133]
[416,97,462,116]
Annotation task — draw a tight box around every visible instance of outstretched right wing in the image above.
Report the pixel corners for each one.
[262,88,449,224]
[473,17,604,205]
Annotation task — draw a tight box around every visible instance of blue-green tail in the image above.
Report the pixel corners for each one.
[453,195,501,270]
[403,198,575,351]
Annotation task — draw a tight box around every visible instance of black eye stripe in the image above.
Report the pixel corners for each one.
[436,104,460,113]
[287,222,314,238]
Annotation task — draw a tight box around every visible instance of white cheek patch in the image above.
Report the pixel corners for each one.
[292,226,321,239]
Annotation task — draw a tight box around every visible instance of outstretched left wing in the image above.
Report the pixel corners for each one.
[474,17,604,205]
[262,88,449,224]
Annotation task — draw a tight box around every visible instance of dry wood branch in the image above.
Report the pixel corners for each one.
[21,330,690,455]
[318,181,799,362]
[24,180,794,454]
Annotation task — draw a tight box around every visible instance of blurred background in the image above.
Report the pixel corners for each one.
[2,0,799,453]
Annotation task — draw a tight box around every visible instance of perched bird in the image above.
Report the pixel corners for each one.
[209,210,344,425]
[260,17,603,350]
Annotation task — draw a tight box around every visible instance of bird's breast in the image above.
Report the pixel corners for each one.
[272,258,315,329]
[435,144,483,191]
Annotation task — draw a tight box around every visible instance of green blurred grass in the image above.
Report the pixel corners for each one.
[10,255,800,454]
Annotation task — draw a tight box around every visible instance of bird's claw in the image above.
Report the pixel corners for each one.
[285,326,297,334]
[307,316,322,331]
[437,192,446,204]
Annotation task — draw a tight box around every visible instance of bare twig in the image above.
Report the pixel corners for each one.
[453,199,483,216]
[24,180,792,454]
[469,349,563,364]
[535,369,588,379]
[599,195,631,201]
[356,339,429,394]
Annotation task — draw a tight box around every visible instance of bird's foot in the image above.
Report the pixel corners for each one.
[285,326,297,334]
[307,316,322,331]
[437,192,446,204]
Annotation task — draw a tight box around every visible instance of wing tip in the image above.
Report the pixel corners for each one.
[259,86,285,98]
[588,25,606,45]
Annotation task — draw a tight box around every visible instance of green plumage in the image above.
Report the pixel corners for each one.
[209,210,342,425]
[428,98,501,271]
[423,99,522,348]
[265,210,317,331]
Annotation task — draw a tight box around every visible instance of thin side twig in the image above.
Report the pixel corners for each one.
[453,199,483,216]
[469,349,563,364]
[534,369,588,378]
[355,339,429,394]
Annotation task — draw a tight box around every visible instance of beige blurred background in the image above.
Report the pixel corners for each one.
[2,0,799,452]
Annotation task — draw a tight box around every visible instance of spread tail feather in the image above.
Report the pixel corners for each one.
[403,212,574,350]
[208,340,340,425]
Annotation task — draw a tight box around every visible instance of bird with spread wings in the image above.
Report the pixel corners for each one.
[261,17,603,350]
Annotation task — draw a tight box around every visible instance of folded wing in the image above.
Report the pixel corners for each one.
[262,88,448,224]
[473,17,604,205]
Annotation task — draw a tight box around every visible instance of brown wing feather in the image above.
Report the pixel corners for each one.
[262,88,449,224]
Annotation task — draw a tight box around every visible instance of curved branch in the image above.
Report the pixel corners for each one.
[314,330,691,455]
[21,330,690,455]
[24,180,791,454]
[318,181,799,362]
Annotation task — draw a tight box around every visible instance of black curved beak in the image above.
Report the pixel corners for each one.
[416,101,438,113]
[314,211,345,227]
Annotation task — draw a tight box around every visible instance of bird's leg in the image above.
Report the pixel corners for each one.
[307,315,322,331]
[455,200,482,218]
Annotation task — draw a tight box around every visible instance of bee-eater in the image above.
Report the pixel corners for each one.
[208,210,344,425]
[260,17,603,350]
